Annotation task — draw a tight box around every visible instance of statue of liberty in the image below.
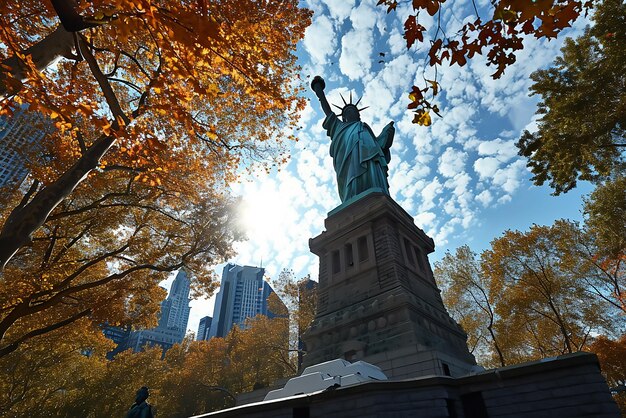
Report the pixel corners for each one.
[311,76,395,203]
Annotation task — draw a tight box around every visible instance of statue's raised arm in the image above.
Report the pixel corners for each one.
[311,76,395,204]
[311,76,332,117]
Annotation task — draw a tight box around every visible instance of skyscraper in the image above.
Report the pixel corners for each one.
[127,270,192,354]
[0,106,51,188]
[208,263,284,339]
[196,316,212,341]
[158,269,192,333]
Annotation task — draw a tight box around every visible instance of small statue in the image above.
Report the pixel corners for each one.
[126,386,154,418]
[311,76,395,203]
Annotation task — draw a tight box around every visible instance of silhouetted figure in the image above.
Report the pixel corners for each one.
[126,386,154,418]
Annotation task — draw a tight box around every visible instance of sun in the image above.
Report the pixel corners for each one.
[236,181,293,241]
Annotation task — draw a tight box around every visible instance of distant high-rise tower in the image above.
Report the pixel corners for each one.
[127,270,192,353]
[208,263,283,339]
[158,269,192,333]
[0,106,50,188]
[197,316,212,341]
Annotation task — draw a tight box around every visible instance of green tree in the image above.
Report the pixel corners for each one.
[517,0,626,194]
[584,176,626,260]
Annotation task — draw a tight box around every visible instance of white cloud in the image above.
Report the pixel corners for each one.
[338,2,381,81]
[414,211,436,229]
[474,157,500,179]
[420,177,443,211]
[476,190,493,207]
[475,189,493,207]
[303,15,336,66]
[324,0,356,21]
[492,159,527,194]
[388,27,406,56]
[349,1,378,31]
[438,147,467,177]
[476,138,517,161]
[339,29,374,80]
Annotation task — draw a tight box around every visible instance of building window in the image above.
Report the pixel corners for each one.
[357,236,368,262]
[331,250,340,274]
[415,246,426,271]
[404,238,415,266]
[345,243,354,268]
[442,362,451,376]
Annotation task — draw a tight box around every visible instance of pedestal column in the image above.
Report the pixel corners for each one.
[302,191,476,378]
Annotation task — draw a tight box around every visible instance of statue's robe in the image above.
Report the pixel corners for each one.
[323,113,394,202]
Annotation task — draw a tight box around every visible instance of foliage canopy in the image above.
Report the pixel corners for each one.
[516,0,625,194]
[0,0,310,354]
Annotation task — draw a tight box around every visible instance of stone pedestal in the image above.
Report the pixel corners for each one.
[301,191,476,378]
[194,353,621,418]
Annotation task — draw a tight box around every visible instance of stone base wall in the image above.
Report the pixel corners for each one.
[193,353,620,418]
[302,192,475,376]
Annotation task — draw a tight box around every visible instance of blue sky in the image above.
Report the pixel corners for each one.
[183,0,594,333]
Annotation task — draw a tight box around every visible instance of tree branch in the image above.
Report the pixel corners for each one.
[0,133,116,270]
[77,35,130,127]
[0,308,91,358]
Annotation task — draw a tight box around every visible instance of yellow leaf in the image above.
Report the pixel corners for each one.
[426,79,439,96]
[412,110,432,126]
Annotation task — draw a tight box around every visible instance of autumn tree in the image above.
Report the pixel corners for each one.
[435,220,623,367]
[376,0,595,124]
[578,177,626,313]
[142,317,293,417]
[159,336,234,417]
[589,335,626,414]
[551,217,626,317]
[482,221,618,361]
[270,269,318,370]
[0,164,241,357]
[517,0,625,194]
[0,0,311,268]
[0,318,115,417]
[434,246,507,367]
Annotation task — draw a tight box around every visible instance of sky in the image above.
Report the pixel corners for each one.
[179,0,595,334]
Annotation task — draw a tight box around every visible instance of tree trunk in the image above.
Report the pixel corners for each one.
[0,134,116,269]
[0,25,75,100]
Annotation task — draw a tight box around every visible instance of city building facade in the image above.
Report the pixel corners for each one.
[101,324,131,359]
[0,105,51,188]
[196,316,213,341]
[208,263,283,339]
[127,269,192,354]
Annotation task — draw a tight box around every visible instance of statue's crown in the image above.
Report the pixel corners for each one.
[333,91,368,117]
